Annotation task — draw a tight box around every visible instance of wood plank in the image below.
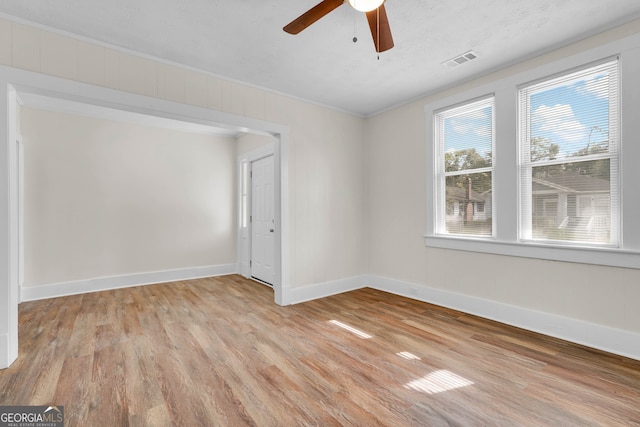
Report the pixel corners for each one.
[1,275,639,426]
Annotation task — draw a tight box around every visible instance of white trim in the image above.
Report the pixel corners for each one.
[284,275,366,305]
[424,235,640,269]
[276,132,290,306]
[18,92,240,137]
[364,275,640,362]
[1,82,19,369]
[21,264,237,302]
[16,137,24,304]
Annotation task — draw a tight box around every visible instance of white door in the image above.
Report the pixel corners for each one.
[250,155,275,285]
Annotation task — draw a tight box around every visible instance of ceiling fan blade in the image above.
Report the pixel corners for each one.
[283,0,345,34]
[366,4,394,52]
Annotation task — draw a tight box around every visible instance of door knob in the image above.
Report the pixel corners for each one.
[269,229,274,232]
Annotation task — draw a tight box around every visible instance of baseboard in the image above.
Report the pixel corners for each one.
[18,268,640,361]
[284,275,366,305]
[364,275,640,362]
[21,264,238,302]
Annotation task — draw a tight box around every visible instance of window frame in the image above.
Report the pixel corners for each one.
[434,95,496,238]
[517,58,620,247]
[424,34,640,270]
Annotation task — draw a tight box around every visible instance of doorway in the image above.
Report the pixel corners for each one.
[1,68,290,369]
[250,155,275,285]
[236,137,279,288]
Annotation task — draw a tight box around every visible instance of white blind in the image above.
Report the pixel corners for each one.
[519,59,619,245]
[435,96,494,237]
[437,97,494,173]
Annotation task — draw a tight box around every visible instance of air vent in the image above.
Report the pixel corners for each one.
[443,51,478,68]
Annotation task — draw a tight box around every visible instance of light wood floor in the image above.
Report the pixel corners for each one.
[1,275,639,426]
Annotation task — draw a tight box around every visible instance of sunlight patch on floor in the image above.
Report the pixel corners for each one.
[405,369,474,394]
[328,320,373,339]
[397,351,421,360]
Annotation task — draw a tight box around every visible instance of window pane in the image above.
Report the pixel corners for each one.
[445,145,492,173]
[443,105,493,171]
[520,60,618,246]
[528,63,616,161]
[531,159,610,243]
[445,172,492,236]
[436,96,494,238]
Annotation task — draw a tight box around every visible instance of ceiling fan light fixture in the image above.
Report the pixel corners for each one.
[348,0,385,13]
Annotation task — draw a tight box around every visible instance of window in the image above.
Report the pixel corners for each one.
[425,35,640,269]
[519,60,618,246]
[435,97,494,237]
[241,161,249,228]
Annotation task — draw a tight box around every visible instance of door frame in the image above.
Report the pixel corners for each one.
[16,136,24,304]
[0,65,290,369]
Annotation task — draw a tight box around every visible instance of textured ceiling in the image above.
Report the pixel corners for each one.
[1,0,640,116]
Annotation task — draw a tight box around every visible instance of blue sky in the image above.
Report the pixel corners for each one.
[530,71,610,158]
[442,68,612,160]
[443,105,493,158]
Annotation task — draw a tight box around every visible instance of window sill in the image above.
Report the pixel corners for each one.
[424,235,640,270]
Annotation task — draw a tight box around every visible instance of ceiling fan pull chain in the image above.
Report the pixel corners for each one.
[377,7,380,59]
[353,8,358,43]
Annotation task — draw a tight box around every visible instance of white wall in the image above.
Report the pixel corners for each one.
[21,107,237,286]
[236,133,275,156]
[366,20,640,336]
[287,104,366,286]
[0,16,367,291]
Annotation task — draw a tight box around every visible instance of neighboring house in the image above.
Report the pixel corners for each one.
[446,186,491,223]
[445,171,610,241]
[532,171,611,241]
[446,177,492,236]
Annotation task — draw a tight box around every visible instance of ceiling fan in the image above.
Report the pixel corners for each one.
[283,0,394,53]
